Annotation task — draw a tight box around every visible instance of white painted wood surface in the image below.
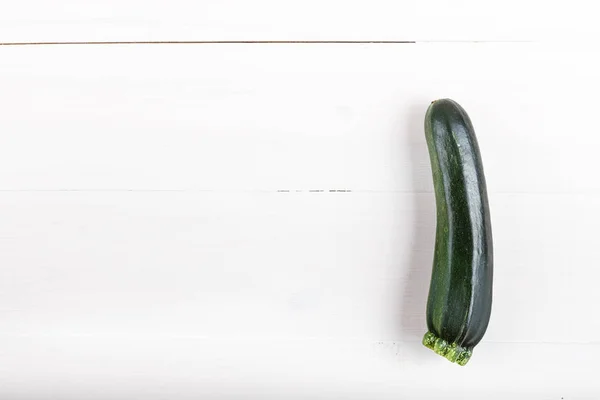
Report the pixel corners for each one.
[0,13,599,399]
[0,0,597,43]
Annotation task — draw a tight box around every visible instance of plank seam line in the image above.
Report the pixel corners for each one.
[0,40,535,46]
[1,40,417,45]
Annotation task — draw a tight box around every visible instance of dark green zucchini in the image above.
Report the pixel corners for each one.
[422,99,493,366]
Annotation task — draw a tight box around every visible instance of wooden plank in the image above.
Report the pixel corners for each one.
[0,191,599,344]
[0,335,598,398]
[0,43,591,193]
[0,0,589,43]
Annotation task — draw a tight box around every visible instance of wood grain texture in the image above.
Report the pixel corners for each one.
[0,42,599,398]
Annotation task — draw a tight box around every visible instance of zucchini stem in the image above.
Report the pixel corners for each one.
[422,331,472,366]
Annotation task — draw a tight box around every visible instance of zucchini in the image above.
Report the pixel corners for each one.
[421,99,493,366]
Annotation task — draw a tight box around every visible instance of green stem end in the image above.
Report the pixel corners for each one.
[422,331,472,366]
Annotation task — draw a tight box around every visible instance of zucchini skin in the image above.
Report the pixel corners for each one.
[422,99,493,366]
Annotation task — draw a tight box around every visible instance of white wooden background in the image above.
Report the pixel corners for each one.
[1,2,599,399]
